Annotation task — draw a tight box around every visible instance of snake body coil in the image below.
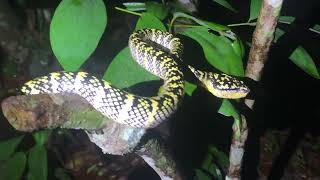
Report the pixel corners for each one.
[21,29,249,128]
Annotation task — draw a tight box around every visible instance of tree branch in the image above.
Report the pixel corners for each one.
[226,0,284,179]
[1,93,181,179]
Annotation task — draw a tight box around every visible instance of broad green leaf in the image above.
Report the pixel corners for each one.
[274,28,285,43]
[172,12,230,32]
[310,24,320,34]
[200,152,223,180]
[103,47,159,88]
[55,168,72,180]
[249,0,262,22]
[208,145,229,169]
[211,0,237,12]
[184,81,197,96]
[194,169,212,180]
[289,46,320,79]
[208,163,223,180]
[123,2,146,11]
[218,99,240,120]
[180,27,244,76]
[278,16,295,24]
[32,130,52,145]
[135,12,166,31]
[0,135,24,161]
[201,153,214,170]
[27,145,48,180]
[231,37,245,58]
[0,152,26,180]
[50,0,107,71]
[146,2,169,20]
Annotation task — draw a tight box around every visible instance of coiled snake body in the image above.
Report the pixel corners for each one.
[21,29,249,128]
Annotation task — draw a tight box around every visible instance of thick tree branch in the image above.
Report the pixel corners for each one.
[1,94,180,179]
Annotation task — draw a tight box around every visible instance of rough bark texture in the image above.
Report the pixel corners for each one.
[226,116,248,180]
[1,94,145,155]
[226,0,284,179]
[136,139,182,180]
[1,94,180,179]
[246,0,283,82]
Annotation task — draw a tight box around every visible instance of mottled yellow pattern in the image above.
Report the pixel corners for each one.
[21,29,249,128]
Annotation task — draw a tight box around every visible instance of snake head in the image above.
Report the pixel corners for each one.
[188,66,250,99]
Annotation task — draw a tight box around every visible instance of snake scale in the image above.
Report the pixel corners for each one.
[21,29,249,128]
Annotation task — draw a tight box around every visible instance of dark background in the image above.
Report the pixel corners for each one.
[2,0,320,179]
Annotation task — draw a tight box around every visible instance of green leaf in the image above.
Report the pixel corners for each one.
[310,24,320,34]
[172,12,230,32]
[200,153,223,179]
[103,47,159,88]
[27,145,48,180]
[211,0,237,12]
[0,135,24,161]
[184,81,197,96]
[54,168,72,180]
[208,163,223,180]
[218,99,240,120]
[180,27,244,76]
[289,46,320,79]
[0,152,26,180]
[231,37,245,58]
[201,153,214,170]
[50,0,107,71]
[135,12,166,31]
[278,16,295,24]
[32,130,52,145]
[249,0,262,22]
[194,169,212,180]
[146,2,169,20]
[208,145,229,169]
[123,2,146,11]
[274,28,285,43]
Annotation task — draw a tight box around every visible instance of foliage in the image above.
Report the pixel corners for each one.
[47,0,319,178]
[1,0,319,179]
[0,130,71,180]
[289,46,320,79]
[194,145,229,180]
[50,0,107,71]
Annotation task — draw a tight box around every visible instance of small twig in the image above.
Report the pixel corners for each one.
[227,22,256,27]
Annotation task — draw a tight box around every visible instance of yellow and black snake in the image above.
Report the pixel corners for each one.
[21,29,249,128]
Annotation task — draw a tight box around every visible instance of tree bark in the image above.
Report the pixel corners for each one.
[226,0,284,179]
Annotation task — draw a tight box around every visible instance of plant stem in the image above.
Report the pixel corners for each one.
[226,0,284,179]
[228,22,256,27]
[115,7,141,16]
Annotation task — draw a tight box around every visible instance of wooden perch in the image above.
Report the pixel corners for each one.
[1,93,145,155]
[1,94,180,179]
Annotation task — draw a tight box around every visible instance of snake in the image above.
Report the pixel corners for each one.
[21,29,249,128]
